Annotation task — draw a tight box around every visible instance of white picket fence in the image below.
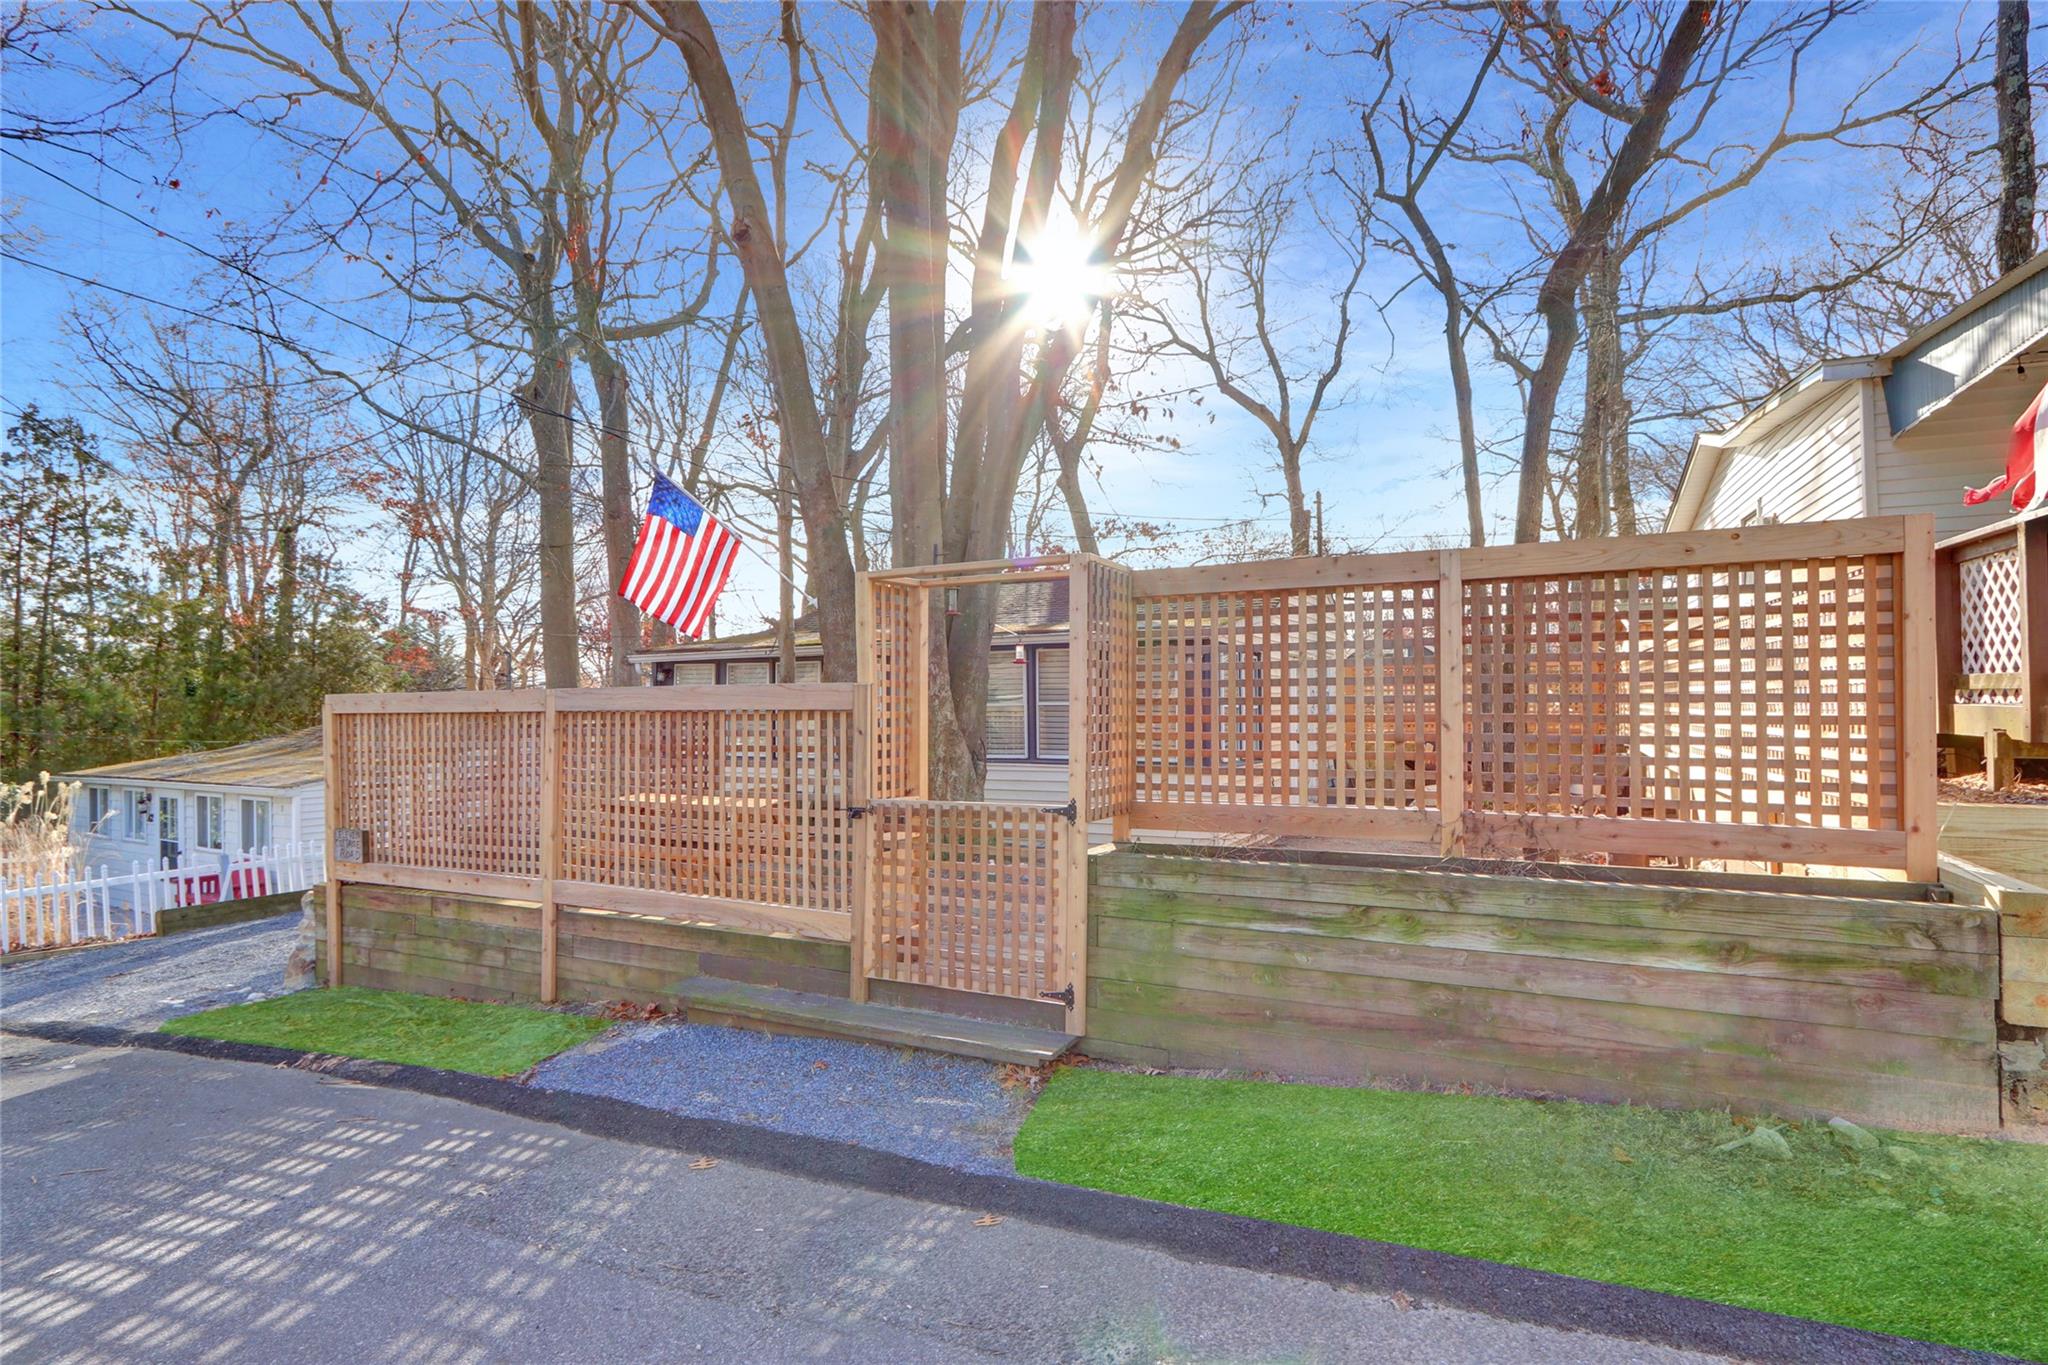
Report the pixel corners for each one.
[0,841,324,954]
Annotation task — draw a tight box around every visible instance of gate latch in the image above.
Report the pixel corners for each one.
[1039,983,1076,1009]
[1039,799,1078,822]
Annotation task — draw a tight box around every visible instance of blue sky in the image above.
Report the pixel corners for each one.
[0,0,2005,636]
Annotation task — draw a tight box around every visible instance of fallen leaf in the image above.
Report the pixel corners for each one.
[973,1214,1002,1227]
[1389,1290,1413,1311]
[1611,1145,1634,1164]
[689,1157,718,1171]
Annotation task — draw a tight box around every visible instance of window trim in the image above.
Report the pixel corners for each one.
[85,785,113,832]
[984,641,1070,766]
[194,794,225,851]
[238,796,272,854]
[1028,643,1071,763]
[123,788,149,840]
[985,646,1031,761]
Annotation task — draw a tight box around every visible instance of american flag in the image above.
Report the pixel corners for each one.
[618,474,741,639]
[1964,378,2047,514]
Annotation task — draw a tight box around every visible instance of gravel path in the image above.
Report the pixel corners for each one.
[0,909,304,1029]
[533,1022,1035,1174]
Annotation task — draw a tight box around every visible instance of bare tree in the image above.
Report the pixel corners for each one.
[117,1,721,686]
[643,0,1246,796]
[1352,20,1507,546]
[1145,171,1371,555]
[1496,1,1713,542]
[374,390,541,689]
[1994,0,2038,273]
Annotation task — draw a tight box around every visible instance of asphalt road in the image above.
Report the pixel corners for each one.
[0,1034,1732,1365]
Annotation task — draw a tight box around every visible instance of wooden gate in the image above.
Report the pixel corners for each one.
[851,554,1134,1030]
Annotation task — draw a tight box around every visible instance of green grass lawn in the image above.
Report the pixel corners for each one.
[1014,1068,2048,1360]
[162,987,610,1077]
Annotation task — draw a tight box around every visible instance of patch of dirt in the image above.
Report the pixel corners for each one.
[1940,774,2048,806]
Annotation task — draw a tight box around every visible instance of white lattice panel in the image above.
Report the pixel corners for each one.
[1958,546,2024,705]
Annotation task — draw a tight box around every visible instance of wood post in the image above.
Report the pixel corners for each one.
[1900,515,1939,883]
[913,580,931,800]
[322,698,342,988]
[849,682,874,1004]
[2020,514,2048,746]
[1436,550,1466,857]
[1933,536,1961,736]
[1064,557,1091,1036]
[539,688,561,1002]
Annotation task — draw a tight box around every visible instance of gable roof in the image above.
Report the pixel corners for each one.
[1667,249,2048,531]
[60,728,325,790]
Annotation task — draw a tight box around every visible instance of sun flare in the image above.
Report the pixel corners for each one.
[1009,218,1113,329]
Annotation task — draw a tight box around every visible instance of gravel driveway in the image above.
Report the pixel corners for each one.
[0,908,304,1030]
[533,1022,1035,1174]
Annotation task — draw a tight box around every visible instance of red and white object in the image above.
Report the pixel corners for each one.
[1963,379,2048,514]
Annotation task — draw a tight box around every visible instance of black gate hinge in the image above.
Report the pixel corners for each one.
[1039,983,1076,1008]
[1039,799,1078,822]
[847,804,869,820]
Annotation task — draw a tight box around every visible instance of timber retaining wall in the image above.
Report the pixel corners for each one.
[1084,848,2003,1131]
[312,883,848,1006]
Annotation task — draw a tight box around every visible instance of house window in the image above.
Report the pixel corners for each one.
[792,658,823,684]
[123,789,149,840]
[983,644,1070,762]
[671,662,717,685]
[1035,646,1071,759]
[159,794,181,849]
[239,798,271,854]
[725,660,773,686]
[986,650,1028,758]
[195,795,224,850]
[85,786,112,831]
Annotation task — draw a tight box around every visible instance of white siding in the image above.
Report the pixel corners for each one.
[1871,367,2039,541]
[294,785,327,856]
[985,761,1069,806]
[1694,383,1867,529]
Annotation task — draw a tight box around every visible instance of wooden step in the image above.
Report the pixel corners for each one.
[674,978,1076,1067]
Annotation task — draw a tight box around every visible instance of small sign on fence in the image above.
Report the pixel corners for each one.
[333,828,368,864]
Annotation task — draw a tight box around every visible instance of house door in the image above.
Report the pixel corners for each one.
[158,793,182,863]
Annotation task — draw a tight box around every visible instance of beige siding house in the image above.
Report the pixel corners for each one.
[1667,251,2048,540]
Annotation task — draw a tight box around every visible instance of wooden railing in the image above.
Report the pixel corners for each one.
[1126,517,1939,877]
[1936,509,2047,771]
[324,685,866,996]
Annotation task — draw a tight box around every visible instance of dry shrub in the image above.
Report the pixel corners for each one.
[1,774,89,945]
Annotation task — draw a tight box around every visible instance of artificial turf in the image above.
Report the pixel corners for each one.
[161,987,610,1077]
[1012,1067,2048,1360]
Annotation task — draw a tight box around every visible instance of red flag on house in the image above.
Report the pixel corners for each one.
[1963,378,2048,514]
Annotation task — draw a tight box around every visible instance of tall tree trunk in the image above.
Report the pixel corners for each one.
[776,447,796,681]
[1282,443,1312,554]
[1573,247,1625,539]
[1995,0,2038,275]
[650,0,861,681]
[591,350,641,685]
[524,361,582,688]
[1513,2,1713,542]
[1053,437,1099,555]
[1441,284,1486,547]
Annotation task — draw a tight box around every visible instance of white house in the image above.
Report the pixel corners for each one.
[1666,250,2048,539]
[62,728,326,889]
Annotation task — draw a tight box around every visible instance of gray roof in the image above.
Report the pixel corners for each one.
[62,728,325,790]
